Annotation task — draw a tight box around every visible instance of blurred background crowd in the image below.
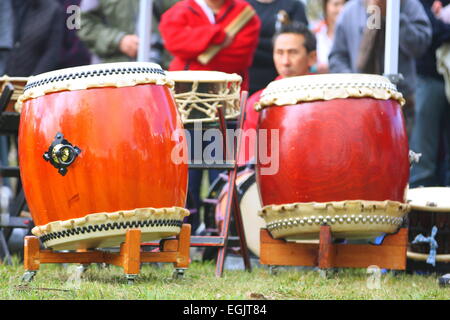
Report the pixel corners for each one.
[0,0,449,235]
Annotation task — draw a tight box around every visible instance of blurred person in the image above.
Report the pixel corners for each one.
[58,0,92,69]
[313,0,347,73]
[153,0,183,69]
[0,0,13,76]
[0,0,13,191]
[239,22,317,164]
[159,0,261,91]
[5,0,64,77]
[410,0,450,187]
[432,0,450,22]
[245,0,309,94]
[328,0,432,138]
[77,0,164,65]
[1,0,64,193]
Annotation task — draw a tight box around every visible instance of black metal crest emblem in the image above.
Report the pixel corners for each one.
[43,132,81,176]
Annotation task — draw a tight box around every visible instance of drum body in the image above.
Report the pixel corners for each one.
[256,74,410,239]
[407,187,450,273]
[18,63,189,250]
[167,71,241,124]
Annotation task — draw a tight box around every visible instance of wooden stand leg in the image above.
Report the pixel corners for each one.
[22,236,40,282]
[175,224,191,269]
[24,236,40,271]
[260,228,408,271]
[121,229,141,279]
[173,224,191,279]
[318,226,335,269]
[21,227,192,283]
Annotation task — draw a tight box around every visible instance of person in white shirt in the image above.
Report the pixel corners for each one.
[313,0,347,74]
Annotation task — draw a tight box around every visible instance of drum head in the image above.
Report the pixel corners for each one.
[211,169,265,257]
[407,187,450,212]
[239,174,265,257]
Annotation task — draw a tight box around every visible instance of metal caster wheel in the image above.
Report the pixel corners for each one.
[319,269,332,279]
[269,266,279,275]
[125,274,137,285]
[80,264,89,273]
[439,274,450,287]
[172,268,185,279]
[22,271,37,283]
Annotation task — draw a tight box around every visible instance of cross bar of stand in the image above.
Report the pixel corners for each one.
[260,226,408,270]
[22,224,191,283]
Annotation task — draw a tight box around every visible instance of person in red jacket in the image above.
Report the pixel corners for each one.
[238,22,317,165]
[159,0,261,90]
[160,0,261,235]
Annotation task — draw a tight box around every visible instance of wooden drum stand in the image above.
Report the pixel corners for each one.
[22,224,191,283]
[260,226,408,273]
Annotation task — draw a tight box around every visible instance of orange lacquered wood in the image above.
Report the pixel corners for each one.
[121,229,141,274]
[162,239,179,252]
[259,229,317,266]
[39,251,104,264]
[260,228,408,270]
[175,224,191,268]
[23,225,192,275]
[24,236,40,270]
[18,84,188,226]
[318,226,335,269]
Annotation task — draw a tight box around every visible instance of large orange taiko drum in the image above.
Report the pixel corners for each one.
[17,62,189,250]
[255,74,411,240]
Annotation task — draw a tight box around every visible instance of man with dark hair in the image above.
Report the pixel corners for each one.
[271,22,317,78]
[239,22,317,164]
[245,0,309,94]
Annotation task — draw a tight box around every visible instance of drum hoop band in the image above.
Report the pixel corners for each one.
[407,251,450,263]
[32,206,190,239]
[255,83,405,111]
[260,200,409,237]
[16,65,173,113]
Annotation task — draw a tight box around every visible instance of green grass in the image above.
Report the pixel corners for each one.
[0,256,448,300]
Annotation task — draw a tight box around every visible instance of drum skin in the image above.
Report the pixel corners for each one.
[19,84,188,227]
[256,98,409,206]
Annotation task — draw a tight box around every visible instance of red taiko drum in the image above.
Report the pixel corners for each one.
[256,74,410,239]
[18,62,189,250]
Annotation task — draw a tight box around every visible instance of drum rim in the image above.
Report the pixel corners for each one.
[407,187,450,212]
[260,199,409,240]
[167,70,242,83]
[255,73,405,111]
[0,76,29,85]
[16,62,173,112]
